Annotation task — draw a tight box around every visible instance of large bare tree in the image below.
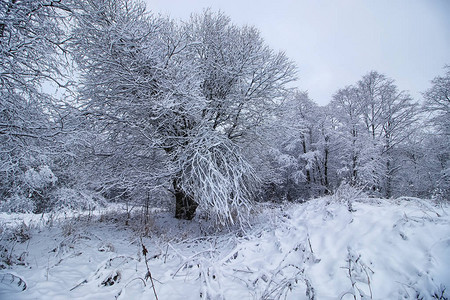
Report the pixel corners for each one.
[70,1,296,224]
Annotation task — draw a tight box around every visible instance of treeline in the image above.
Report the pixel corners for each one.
[271,70,449,201]
[0,0,448,224]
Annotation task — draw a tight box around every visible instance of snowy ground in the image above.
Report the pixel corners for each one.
[0,196,449,299]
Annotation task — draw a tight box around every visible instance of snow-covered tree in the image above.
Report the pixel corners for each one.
[69,0,198,216]
[70,1,296,223]
[185,10,298,202]
[423,66,450,136]
[330,86,364,186]
[326,72,419,198]
[262,91,337,201]
[0,0,72,209]
[355,71,418,197]
[188,10,296,141]
[421,66,450,200]
[261,91,311,201]
[296,95,332,195]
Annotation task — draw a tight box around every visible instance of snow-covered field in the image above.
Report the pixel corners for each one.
[0,197,449,299]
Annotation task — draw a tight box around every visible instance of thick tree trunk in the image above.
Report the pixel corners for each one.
[351,153,358,185]
[385,159,392,198]
[302,139,311,183]
[172,178,198,220]
[324,147,330,194]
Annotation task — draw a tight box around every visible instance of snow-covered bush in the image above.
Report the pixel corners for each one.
[23,166,57,191]
[49,188,106,211]
[332,182,367,202]
[0,194,35,214]
[0,166,106,213]
[331,182,368,212]
[20,165,58,212]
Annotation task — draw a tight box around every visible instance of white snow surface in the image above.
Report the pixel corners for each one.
[0,197,449,299]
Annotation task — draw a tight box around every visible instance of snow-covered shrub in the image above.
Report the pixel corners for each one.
[332,182,367,202]
[49,188,106,211]
[331,182,368,211]
[260,146,311,202]
[23,165,57,191]
[19,165,58,212]
[0,194,35,213]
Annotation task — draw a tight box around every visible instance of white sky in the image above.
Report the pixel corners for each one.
[145,0,450,105]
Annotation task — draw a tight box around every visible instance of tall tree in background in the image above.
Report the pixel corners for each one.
[423,66,450,135]
[422,66,450,199]
[326,72,419,198]
[263,91,337,200]
[263,91,314,201]
[357,71,418,197]
[330,86,365,186]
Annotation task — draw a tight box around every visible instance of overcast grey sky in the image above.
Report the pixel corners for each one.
[145,0,450,105]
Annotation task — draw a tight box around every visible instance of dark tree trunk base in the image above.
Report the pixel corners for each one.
[173,179,198,220]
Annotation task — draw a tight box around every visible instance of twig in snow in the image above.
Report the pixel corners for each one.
[172,249,218,278]
[124,277,147,288]
[307,235,314,254]
[164,244,169,263]
[340,248,374,299]
[140,236,158,300]
[69,279,87,291]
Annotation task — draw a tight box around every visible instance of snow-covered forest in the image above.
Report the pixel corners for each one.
[1,0,449,299]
